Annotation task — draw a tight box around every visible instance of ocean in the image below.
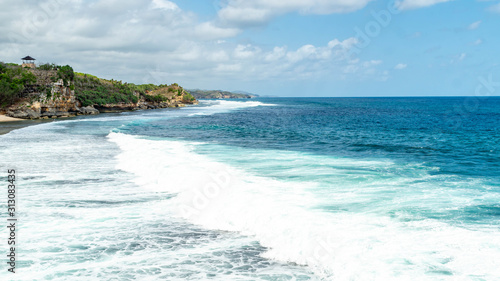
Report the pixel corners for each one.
[1,97,499,280]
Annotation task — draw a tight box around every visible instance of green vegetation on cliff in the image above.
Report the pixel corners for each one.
[0,62,78,108]
[183,92,195,102]
[0,62,36,107]
[143,94,168,103]
[36,63,75,86]
[74,73,139,107]
[0,61,197,112]
[74,72,194,106]
[58,65,75,86]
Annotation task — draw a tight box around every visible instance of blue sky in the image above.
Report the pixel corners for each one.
[1,0,500,96]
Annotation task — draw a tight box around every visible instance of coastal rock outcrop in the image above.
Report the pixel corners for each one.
[79,106,99,115]
[5,82,198,119]
[7,108,41,119]
[1,65,198,120]
[6,79,82,119]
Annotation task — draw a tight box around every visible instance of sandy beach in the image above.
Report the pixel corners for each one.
[0,114,52,135]
[0,114,24,122]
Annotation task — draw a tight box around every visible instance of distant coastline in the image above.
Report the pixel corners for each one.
[188,89,258,99]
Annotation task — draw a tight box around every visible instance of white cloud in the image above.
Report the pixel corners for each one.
[0,0,387,93]
[214,63,242,73]
[218,6,275,27]
[467,20,481,30]
[264,47,287,62]
[364,60,383,67]
[473,39,483,45]
[150,0,179,11]
[488,2,500,13]
[234,44,262,59]
[287,45,320,62]
[205,37,384,82]
[190,22,240,40]
[394,63,407,69]
[217,0,373,27]
[343,65,359,74]
[396,0,454,10]
[207,50,230,62]
[450,53,466,64]
[328,37,359,49]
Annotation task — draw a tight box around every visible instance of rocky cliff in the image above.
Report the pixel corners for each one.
[5,79,89,119]
[2,68,198,120]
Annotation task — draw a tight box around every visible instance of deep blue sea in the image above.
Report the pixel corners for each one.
[1,97,499,280]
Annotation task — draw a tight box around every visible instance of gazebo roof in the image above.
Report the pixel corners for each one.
[22,56,36,61]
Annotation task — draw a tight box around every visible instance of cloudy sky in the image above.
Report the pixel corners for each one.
[1,0,499,96]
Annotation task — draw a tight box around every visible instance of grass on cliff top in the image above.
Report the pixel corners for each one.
[145,86,196,103]
[74,75,140,107]
[75,72,167,94]
[74,73,193,106]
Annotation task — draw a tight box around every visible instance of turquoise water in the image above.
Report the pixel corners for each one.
[1,98,499,280]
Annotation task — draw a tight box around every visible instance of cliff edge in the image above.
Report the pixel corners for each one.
[0,63,198,119]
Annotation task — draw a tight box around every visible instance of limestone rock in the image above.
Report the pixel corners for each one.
[79,106,99,115]
[7,108,41,119]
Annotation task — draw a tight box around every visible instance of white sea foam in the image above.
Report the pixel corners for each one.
[188,100,277,116]
[109,132,500,280]
[1,125,313,280]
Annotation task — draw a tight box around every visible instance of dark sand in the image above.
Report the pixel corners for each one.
[0,118,54,135]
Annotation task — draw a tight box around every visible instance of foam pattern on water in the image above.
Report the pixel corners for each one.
[0,124,315,281]
[109,132,500,280]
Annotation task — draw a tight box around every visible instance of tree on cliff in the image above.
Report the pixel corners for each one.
[57,65,74,86]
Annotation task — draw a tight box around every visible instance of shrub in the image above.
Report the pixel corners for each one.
[57,65,74,86]
[38,63,58,70]
[182,92,195,102]
[0,63,37,106]
[0,79,20,106]
[144,94,168,103]
[45,88,52,99]
[71,70,191,108]
[76,85,138,107]
[21,71,36,85]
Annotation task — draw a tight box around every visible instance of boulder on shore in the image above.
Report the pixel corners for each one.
[79,106,99,115]
[7,108,41,119]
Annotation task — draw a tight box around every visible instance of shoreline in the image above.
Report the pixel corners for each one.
[0,116,54,135]
[0,115,25,122]
[0,105,194,135]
